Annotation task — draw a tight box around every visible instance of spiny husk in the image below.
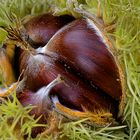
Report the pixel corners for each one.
[0,0,139,140]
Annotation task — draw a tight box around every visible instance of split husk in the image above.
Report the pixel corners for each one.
[0,0,140,139]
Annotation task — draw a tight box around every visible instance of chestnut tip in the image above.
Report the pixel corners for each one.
[40,74,64,97]
[56,74,65,84]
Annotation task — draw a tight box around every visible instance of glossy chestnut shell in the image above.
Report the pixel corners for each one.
[22,13,75,48]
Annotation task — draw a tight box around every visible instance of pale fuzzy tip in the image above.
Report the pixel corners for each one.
[37,74,64,98]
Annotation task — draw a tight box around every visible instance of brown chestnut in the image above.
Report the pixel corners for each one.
[22,13,75,48]
[45,18,123,101]
[18,75,63,119]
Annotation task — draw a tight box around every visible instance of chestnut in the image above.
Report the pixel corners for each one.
[18,75,63,119]
[45,18,124,101]
[21,13,75,48]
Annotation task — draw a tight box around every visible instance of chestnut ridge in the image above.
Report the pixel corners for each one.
[0,10,126,136]
[0,0,139,140]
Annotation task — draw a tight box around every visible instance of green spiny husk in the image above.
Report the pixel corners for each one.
[0,0,140,139]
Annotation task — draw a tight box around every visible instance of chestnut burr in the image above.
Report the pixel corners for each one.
[0,13,125,138]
